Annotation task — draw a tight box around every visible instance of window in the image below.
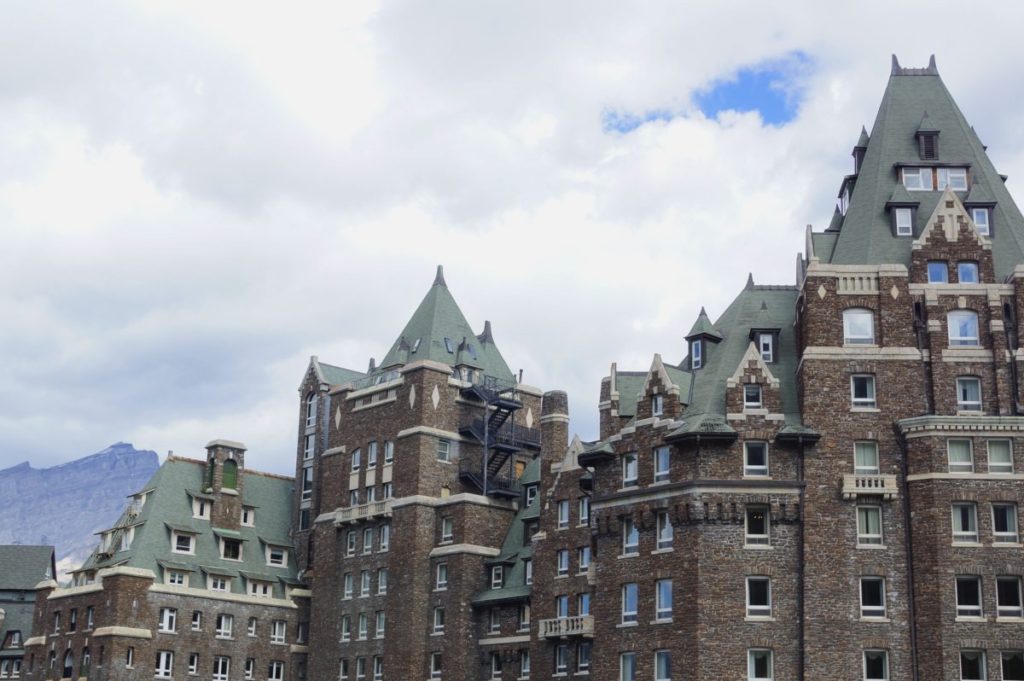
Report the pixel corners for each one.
[356,657,367,681]
[213,656,230,681]
[361,570,371,597]
[340,616,351,642]
[947,439,975,473]
[382,481,392,499]
[433,606,445,633]
[579,497,590,525]
[622,518,639,555]
[351,447,361,471]
[851,375,876,408]
[949,310,980,346]
[525,485,538,507]
[190,610,202,631]
[577,592,591,616]
[378,568,388,594]
[126,648,135,669]
[518,604,531,631]
[998,577,1024,618]
[379,523,390,552]
[747,577,771,618]
[692,339,702,369]
[903,167,933,191]
[857,506,883,546]
[972,207,991,236]
[491,566,503,589]
[247,617,256,636]
[158,608,176,633]
[52,612,60,634]
[440,517,453,543]
[622,453,638,487]
[656,579,672,621]
[358,613,368,640]
[488,608,500,634]
[437,439,450,462]
[375,611,385,638]
[555,595,569,619]
[956,377,982,412]
[938,167,968,190]
[554,645,568,675]
[864,650,889,680]
[748,649,773,680]
[155,651,174,679]
[654,446,670,483]
[241,507,254,526]
[363,527,373,555]
[621,582,638,624]
[961,650,986,680]
[189,652,199,675]
[654,650,672,681]
[957,261,980,284]
[994,504,1020,544]
[557,500,569,529]
[86,606,93,629]
[759,333,774,362]
[1002,651,1024,680]
[556,549,569,576]
[192,497,210,519]
[745,506,770,546]
[895,207,913,236]
[249,580,272,598]
[269,661,285,680]
[843,309,875,345]
[215,614,233,639]
[957,576,983,617]
[300,465,314,502]
[652,394,664,416]
[855,442,880,474]
[744,384,763,408]
[861,577,886,618]
[620,653,637,681]
[271,620,286,644]
[173,531,195,554]
[656,511,673,550]
[989,440,1014,474]
[267,546,287,567]
[373,657,383,681]
[367,441,377,467]
[305,393,317,427]
[744,442,768,476]
[524,559,533,585]
[952,503,979,543]
[928,261,949,283]
[430,652,442,679]
[521,649,532,677]
[221,538,241,561]
[303,433,315,460]
[920,133,938,160]
[343,573,354,598]
[435,562,448,589]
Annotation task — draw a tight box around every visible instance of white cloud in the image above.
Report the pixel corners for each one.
[4,1,1024,473]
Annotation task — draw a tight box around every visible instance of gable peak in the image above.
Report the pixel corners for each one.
[892,54,939,77]
[915,186,989,248]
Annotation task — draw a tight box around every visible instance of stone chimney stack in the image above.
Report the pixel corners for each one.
[205,439,246,529]
[540,391,570,463]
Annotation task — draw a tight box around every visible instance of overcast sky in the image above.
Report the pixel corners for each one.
[4,1,1024,475]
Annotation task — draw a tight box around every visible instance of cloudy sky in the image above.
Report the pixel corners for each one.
[4,1,1024,475]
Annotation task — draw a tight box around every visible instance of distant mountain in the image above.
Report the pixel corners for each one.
[0,443,160,579]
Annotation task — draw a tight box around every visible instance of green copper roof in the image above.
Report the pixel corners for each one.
[319,362,365,386]
[0,545,53,590]
[855,126,870,148]
[823,57,1024,279]
[379,266,513,381]
[78,457,298,595]
[686,307,723,340]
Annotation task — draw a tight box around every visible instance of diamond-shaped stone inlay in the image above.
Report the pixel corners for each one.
[525,408,534,428]
[890,285,900,300]
[409,385,416,409]
[431,385,440,410]
[817,284,827,299]
[335,406,342,429]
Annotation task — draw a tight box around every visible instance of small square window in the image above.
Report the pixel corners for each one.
[851,375,876,408]
[744,384,762,408]
[938,167,968,191]
[903,167,933,191]
[748,649,773,680]
[844,308,875,344]
[948,310,980,346]
[997,576,1023,618]
[744,442,768,477]
[958,262,980,284]
[928,261,949,283]
[436,439,450,462]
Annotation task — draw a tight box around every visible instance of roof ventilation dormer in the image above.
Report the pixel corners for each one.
[917,111,939,160]
[852,126,869,173]
[685,306,724,371]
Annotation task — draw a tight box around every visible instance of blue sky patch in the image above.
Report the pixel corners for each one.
[602,109,676,134]
[695,51,812,126]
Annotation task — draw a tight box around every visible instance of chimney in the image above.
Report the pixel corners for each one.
[539,391,570,462]
[204,439,247,529]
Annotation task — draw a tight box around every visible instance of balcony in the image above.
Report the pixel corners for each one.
[842,474,898,500]
[539,615,594,639]
[334,499,394,525]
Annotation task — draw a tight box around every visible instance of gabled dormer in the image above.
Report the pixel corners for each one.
[685,306,723,370]
[638,354,686,420]
[852,126,869,174]
[916,110,940,160]
[725,342,783,417]
[911,187,994,284]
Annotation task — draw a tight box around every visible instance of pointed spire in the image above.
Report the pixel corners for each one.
[433,265,447,287]
[368,357,376,372]
[891,54,901,75]
[478,320,494,344]
[686,306,723,341]
[745,272,755,290]
[855,126,870,149]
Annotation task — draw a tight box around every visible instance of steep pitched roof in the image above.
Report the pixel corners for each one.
[77,458,298,592]
[823,56,1024,279]
[686,307,723,340]
[378,266,513,381]
[0,545,54,590]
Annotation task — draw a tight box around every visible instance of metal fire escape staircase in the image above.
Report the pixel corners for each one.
[458,375,541,498]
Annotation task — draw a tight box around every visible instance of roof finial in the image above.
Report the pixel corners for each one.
[891,54,901,75]
[928,54,937,73]
[699,306,708,317]
[745,272,755,290]
[433,265,447,287]
[478,320,494,344]
[760,300,768,311]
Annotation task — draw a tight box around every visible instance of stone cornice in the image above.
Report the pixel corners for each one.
[898,415,1024,437]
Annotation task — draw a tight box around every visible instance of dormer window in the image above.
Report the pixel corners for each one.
[919,132,938,160]
[758,334,774,363]
[743,384,762,409]
[937,167,967,191]
[894,207,913,236]
[692,340,702,369]
[192,498,210,520]
[971,208,991,236]
[443,337,454,353]
[412,337,422,353]
[903,167,933,191]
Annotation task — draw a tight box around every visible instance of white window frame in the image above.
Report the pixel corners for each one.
[556,549,569,576]
[436,439,450,462]
[266,545,288,568]
[192,497,210,520]
[579,497,590,526]
[902,166,933,191]
[843,308,875,345]
[972,207,991,236]
[215,613,233,639]
[1000,651,1024,679]
[375,611,385,638]
[958,261,980,284]
[993,503,1020,544]
[948,310,980,346]
[988,439,1014,474]
[860,577,886,619]
[855,441,880,474]
[747,649,774,681]
[578,545,591,573]
[952,503,979,544]
[622,453,638,487]
[997,576,1024,618]
[759,333,774,362]
[172,531,195,555]
[746,576,771,618]
[340,615,351,642]
[430,653,442,679]
[863,649,890,680]
[491,566,503,589]
[270,620,286,645]
[857,505,884,546]
[440,517,453,543]
[191,610,202,631]
[960,649,987,681]
[367,440,377,467]
[956,377,982,412]
[361,570,371,597]
[432,607,445,634]
[247,617,256,637]
[745,506,770,547]
[655,578,672,622]
[948,439,975,473]
[377,568,388,595]
[654,650,671,681]
[895,207,913,236]
[158,607,177,633]
[654,446,670,483]
[622,518,639,556]
[435,562,448,590]
[744,441,769,477]
[851,374,876,408]
[621,583,638,624]
[928,260,949,283]
[743,384,763,408]
[557,500,569,529]
[938,167,968,190]
[956,575,983,618]
[155,651,174,679]
[269,661,285,681]
[651,394,663,417]
[212,656,230,681]
[188,652,199,675]
[620,652,637,681]
[692,339,702,369]
[219,537,242,562]
[656,511,673,551]
[555,645,568,675]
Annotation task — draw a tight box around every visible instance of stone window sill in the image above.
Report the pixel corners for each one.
[615,622,638,629]
[651,548,674,555]
[745,616,775,622]
[955,616,985,623]
[859,617,890,623]
[851,407,881,413]
[744,544,773,550]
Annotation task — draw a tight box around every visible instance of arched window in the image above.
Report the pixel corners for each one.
[843,308,875,345]
[222,459,238,490]
[206,458,216,490]
[305,393,318,428]
[948,310,980,346]
[62,650,73,678]
[81,647,91,674]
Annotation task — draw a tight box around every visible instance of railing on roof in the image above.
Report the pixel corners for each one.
[841,474,898,500]
[334,499,394,525]
[349,370,402,392]
[539,615,595,639]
